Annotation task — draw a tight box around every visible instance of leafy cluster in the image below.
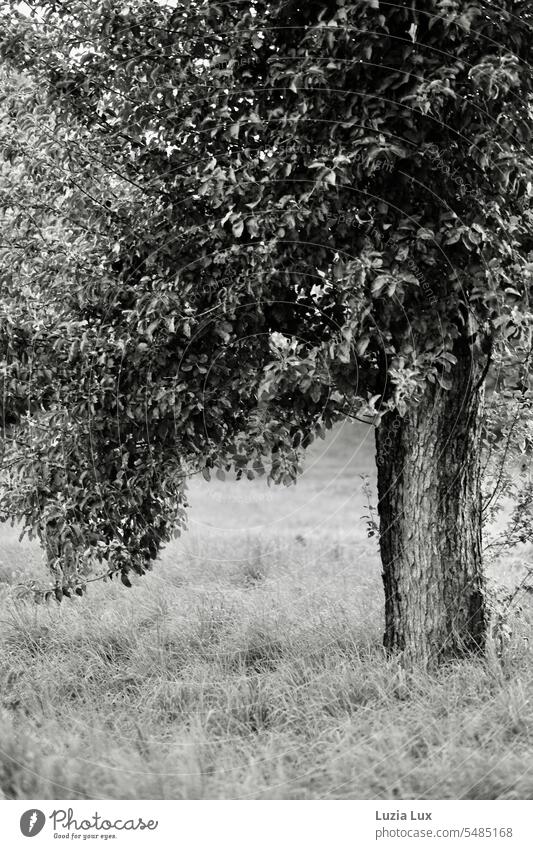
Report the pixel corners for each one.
[0,0,532,597]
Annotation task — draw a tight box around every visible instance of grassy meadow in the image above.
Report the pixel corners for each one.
[0,421,532,800]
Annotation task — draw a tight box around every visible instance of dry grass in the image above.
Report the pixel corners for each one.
[0,421,532,800]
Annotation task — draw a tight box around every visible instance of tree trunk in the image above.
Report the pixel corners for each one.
[375,341,487,668]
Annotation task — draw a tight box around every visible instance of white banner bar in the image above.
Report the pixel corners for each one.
[2,800,532,848]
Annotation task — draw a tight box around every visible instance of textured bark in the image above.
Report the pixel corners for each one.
[375,341,487,668]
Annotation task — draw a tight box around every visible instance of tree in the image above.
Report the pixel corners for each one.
[1,0,533,666]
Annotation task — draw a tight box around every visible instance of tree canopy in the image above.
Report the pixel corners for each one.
[1,0,532,599]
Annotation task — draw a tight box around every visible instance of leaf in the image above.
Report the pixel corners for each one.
[246,217,259,236]
[356,336,371,356]
[436,374,453,390]
[371,275,390,296]
[232,219,244,238]
[310,382,322,402]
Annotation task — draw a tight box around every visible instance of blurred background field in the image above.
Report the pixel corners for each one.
[0,421,532,800]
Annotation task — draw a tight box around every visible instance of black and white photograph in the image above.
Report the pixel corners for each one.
[0,0,532,842]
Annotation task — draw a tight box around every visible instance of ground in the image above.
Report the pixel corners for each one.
[0,421,532,800]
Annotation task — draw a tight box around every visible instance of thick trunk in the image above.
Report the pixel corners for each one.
[375,341,487,667]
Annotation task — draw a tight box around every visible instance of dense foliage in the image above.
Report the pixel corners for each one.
[1,0,532,598]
